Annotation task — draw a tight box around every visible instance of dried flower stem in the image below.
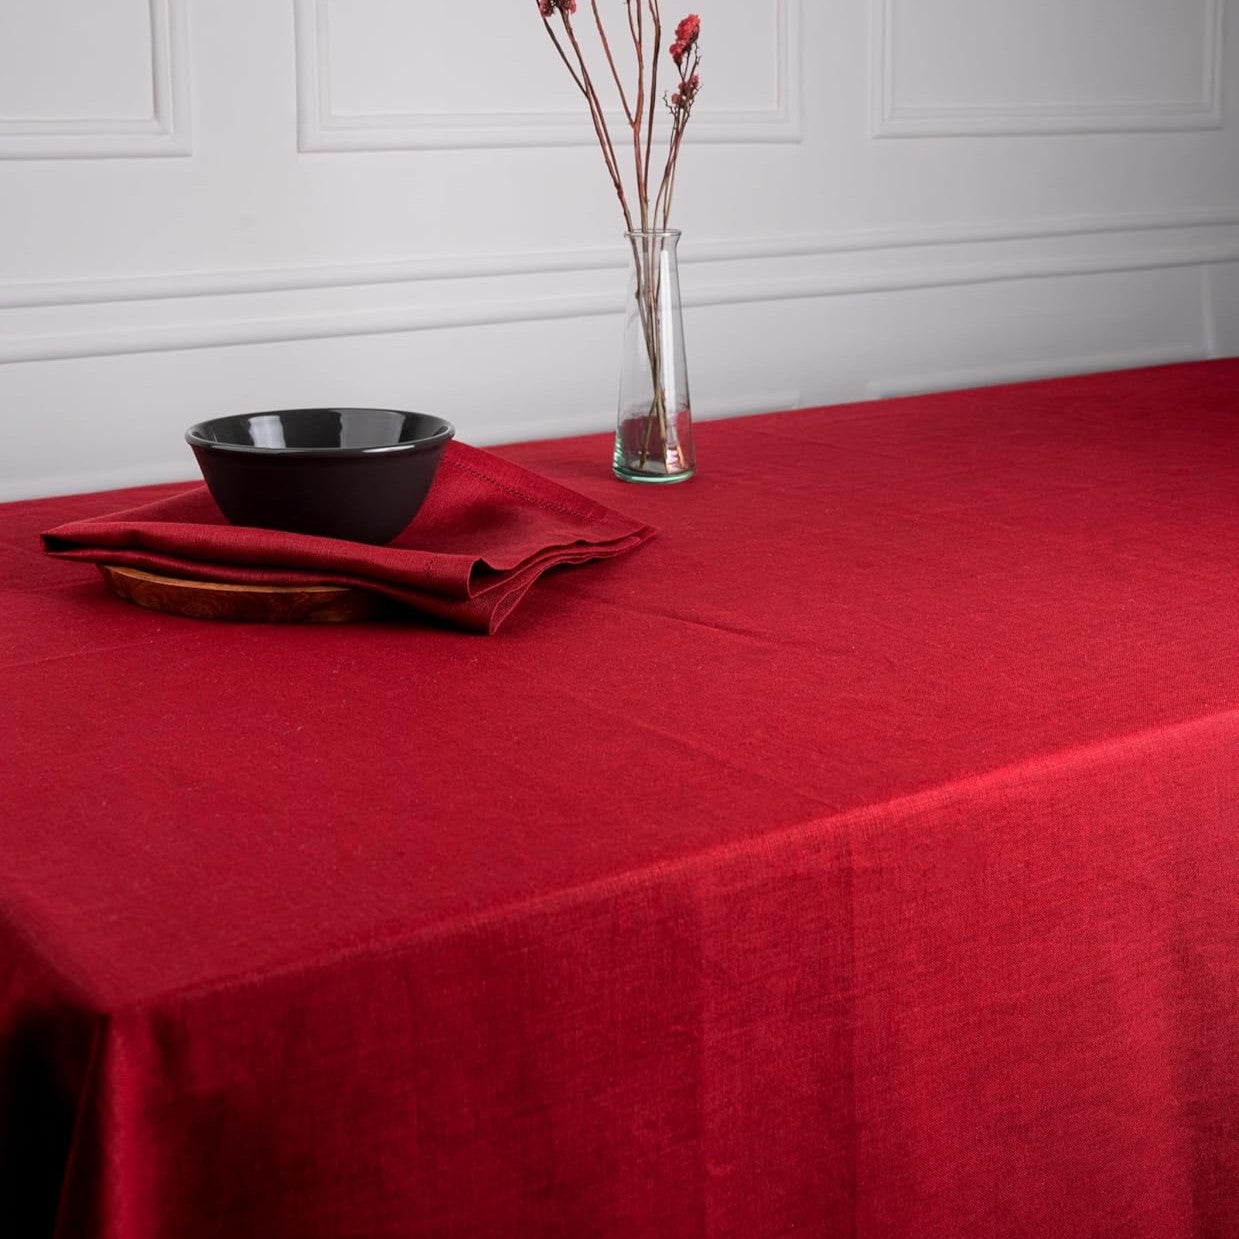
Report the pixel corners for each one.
[537,1,698,236]
[543,14,635,232]
[642,2,661,233]
[591,0,633,125]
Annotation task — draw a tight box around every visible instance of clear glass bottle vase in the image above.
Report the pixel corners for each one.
[613,229,696,483]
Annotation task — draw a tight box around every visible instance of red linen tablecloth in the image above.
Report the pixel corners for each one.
[2,361,1238,1238]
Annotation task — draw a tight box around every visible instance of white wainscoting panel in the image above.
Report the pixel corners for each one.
[297,0,801,150]
[873,0,1223,136]
[0,0,191,158]
[0,0,1236,497]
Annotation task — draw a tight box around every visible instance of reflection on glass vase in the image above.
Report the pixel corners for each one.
[613,229,696,484]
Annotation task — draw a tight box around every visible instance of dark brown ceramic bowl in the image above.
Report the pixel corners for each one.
[186,408,455,544]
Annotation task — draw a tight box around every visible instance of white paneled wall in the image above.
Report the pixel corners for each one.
[1,0,1236,499]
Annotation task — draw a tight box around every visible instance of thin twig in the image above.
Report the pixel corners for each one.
[629,0,647,228]
[539,16,586,94]
[654,46,700,227]
[559,13,635,231]
[591,0,634,125]
[642,0,660,213]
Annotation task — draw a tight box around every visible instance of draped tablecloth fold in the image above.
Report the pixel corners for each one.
[40,441,656,632]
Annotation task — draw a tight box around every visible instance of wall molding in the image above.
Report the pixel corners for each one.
[0,0,190,160]
[4,228,1239,366]
[864,345,1212,400]
[295,0,801,151]
[871,0,1225,137]
[5,207,1238,312]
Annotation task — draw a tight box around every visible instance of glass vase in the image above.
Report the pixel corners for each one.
[613,229,696,483]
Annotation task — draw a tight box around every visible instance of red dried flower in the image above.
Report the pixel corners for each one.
[538,0,577,15]
[669,14,700,64]
[671,72,700,109]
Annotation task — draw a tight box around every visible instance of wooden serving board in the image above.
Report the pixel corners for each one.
[98,565,388,624]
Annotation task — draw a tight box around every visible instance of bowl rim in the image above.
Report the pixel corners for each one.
[185,408,455,458]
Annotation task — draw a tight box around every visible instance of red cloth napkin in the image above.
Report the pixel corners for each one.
[41,442,656,633]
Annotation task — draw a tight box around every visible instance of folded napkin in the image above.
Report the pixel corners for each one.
[42,442,656,633]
